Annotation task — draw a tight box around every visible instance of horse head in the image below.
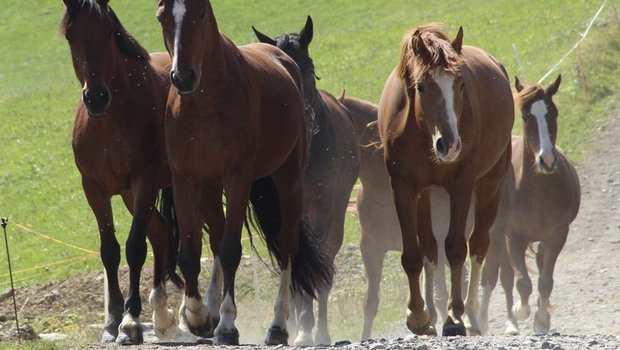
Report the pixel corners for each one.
[157,0,215,95]
[253,16,318,110]
[399,24,465,163]
[61,0,149,117]
[515,74,561,174]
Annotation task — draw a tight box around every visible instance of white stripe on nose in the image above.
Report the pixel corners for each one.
[172,0,186,71]
[531,100,554,166]
[433,70,459,141]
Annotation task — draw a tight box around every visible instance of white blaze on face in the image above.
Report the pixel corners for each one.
[432,70,459,147]
[172,0,186,71]
[530,100,554,161]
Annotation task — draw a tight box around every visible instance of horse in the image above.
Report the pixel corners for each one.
[477,75,581,335]
[340,93,474,339]
[252,16,360,346]
[377,23,514,336]
[155,0,333,345]
[60,0,184,344]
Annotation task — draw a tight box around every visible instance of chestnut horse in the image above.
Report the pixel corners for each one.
[252,16,360,346]
[156,0,333,345]
[478,75,580,335]
[340,94,474,339]
[377,23,514,336]
[60,0,182,344]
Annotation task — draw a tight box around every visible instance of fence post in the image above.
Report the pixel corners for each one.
[1,218,20,341]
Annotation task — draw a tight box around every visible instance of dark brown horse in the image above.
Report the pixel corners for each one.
[252,16,360,346]
[377,23,514,336]
[156,0,333,345]
[60,0,182,344]
[478,75,580,335]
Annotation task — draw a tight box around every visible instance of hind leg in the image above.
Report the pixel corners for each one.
[499,249,519,335]
[534,232,567,333]
[360,235,387,340]
[418,190,438,335]
[81,178,123,344]
[478,231,505,334]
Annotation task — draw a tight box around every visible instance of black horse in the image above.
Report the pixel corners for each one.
[253,16,360,345]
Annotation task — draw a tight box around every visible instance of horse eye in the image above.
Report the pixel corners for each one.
[460,83,465,91]
[416,83,425,93]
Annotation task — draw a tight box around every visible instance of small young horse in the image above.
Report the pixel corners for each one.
[60,0,182,344]
[478,75,581,335]
[377,24,514,336]
[156,0,333,345]
[252,16,360,346]
[340,94,473,339]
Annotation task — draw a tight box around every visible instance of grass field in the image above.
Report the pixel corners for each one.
[0,0,619,343]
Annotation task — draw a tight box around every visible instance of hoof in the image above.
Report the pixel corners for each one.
[407,316,436,335]
[314,332,331,346]
[466,327,482,336]
[188,320,212,338]
[504,320,520,336]
[116,330,143,345]
[101,329,117,344]
[442,316,466,337]
[533,310,551,334]
[265,325,289,345]
[215,328,240,346]
[512,304,530,321]
[293,330,314,346]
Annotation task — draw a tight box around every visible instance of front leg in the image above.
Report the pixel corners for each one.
[443,184,473,336]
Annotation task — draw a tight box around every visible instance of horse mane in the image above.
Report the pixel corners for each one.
[396,23,462,85]
[59,0,150,61]
[515,83,545,109]
[275,33,317,75]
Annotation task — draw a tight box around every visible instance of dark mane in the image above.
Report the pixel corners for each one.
[515,83,545,109]
[396,23,462,85]
[60,0,150,61]
[275,33,316,73]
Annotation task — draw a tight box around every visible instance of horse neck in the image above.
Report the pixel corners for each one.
[518,125,538,173]
[198,4,232,85]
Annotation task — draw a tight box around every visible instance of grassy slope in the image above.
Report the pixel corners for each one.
[0,0,619,341]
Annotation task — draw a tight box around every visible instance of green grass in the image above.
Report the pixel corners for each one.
[0,0,619,343]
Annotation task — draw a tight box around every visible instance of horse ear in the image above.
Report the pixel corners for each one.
[411,29,427,57]
[515,76,524,93]
[451,26,463,53]
[546,74,562,96]
[299,15,314,48]
[96,0,109,5]
[252,26,277,46]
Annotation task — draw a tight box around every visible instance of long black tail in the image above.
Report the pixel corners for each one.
[159,186,184,289]
[249,176,333,298]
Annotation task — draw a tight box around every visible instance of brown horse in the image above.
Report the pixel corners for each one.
[478,75,581,335]
[340,94,473,339]
[252,16,360,346]
[60,0,183,344]
[377,23,514,336]
[156,0,333,345]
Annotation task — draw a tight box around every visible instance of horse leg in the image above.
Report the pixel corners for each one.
[443,184,473,337]
[499,246,519,335]
[507,234,531,322]
[534,233,567,334]
[82,178,123,343]
[390,177,430,335]
[360,235,387,341]
[214,177,252,345]
[202,183,226,335]
[173,181,211,339]
[478,229,505,334]
[418,190,438,335]
[116,185,163,345]
[293,291,315,345]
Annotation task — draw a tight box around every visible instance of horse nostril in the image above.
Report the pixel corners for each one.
[435,137,447,155]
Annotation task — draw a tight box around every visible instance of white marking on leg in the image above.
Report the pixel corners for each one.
[271,264,292,330]
[171,0,187,72]
[464,259,482,334]
[531,100,554,166]
[103,269,111,324]
[215,292,237,334]
[205,258,223,319]
[478,284,492,334]
[422,257,437,325]
[149,283,178,341]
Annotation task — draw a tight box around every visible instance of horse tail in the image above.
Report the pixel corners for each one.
[249,176,333,298]
[159,186,185,289]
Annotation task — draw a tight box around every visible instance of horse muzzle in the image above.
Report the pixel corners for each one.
[82,86,111,117]
[536,153,558,174]
[170,68,201,95]
[435,136,462,163]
